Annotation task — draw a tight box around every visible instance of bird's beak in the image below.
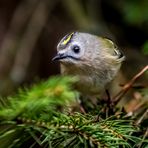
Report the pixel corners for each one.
[52,53,67,61]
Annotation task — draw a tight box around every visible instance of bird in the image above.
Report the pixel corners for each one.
[52,32,125,98]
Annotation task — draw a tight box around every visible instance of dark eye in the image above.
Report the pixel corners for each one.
[72,45,80,54]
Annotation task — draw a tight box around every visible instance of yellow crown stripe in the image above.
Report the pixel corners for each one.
[62,32,74,45]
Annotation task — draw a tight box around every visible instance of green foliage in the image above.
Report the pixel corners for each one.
[0,76,147,148]
[0,76,76,121]
[142,41,148,55]
[122,0,148,26]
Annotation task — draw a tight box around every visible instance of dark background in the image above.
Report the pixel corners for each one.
[0,0,147,96]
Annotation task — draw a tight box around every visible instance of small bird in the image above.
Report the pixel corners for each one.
[52,32,125,97]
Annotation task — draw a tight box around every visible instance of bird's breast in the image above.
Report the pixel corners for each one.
[61,64,105,95]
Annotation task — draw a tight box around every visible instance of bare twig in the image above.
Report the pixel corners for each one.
[136,109,148,126]
[113,65,148,104]
[137,128,148,148]
[10,0,50,83]
[0,0,39,76]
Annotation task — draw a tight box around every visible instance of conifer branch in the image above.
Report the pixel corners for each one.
[0,76,146,147]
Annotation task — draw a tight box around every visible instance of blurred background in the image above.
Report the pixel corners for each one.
[0,0,147,97]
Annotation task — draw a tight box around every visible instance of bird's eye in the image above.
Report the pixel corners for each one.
[72,45,80,54]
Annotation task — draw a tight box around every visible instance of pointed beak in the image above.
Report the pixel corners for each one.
[52,53,67,61]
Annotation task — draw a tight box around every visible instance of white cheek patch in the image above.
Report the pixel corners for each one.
[58,50,67,55]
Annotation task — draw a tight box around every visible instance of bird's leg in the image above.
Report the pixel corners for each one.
[105,89,114,117]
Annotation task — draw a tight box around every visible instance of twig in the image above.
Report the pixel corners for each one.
[136,109,148,126]
[119,83,148,89]
[0,0,38,75]
[113,65,148,104]
[10,0,51,83]
[137,128,148,148]
[105,89,114,117]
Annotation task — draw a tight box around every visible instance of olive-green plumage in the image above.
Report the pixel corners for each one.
[53,32,125,96]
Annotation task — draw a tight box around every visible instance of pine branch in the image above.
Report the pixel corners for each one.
[0,76,76,121]
[0,76,146,148]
